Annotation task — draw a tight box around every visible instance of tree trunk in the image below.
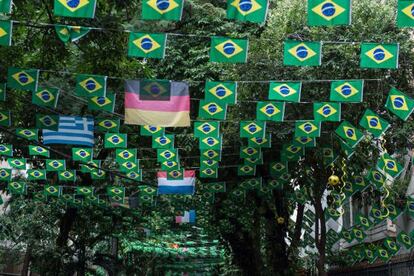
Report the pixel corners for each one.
[315,199,327,276]
[289,203,305,257]
[20,245,32,276]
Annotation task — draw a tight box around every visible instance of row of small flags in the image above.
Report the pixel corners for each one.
[0,25,402,68]
[2,0,414,27]
[6,67,413,123]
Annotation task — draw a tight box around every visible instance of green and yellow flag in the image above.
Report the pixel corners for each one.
[58,170,76,182]
[0,110,10,126]
[226,0,268,23]
[198,100,227,120]
[7,68,39,92]
[256,101,285,121]
[313,102,341,122]
[335,121,364,148]
[0,168,12,181]
[268,82,302,102]
[141,0,184,21]
[88,93,115,112]
[199,136,222,150]
[0,144,12,157]
[140,125,165,136]
[385,88,414,121]
[8,158,26,169]
[330,80,363,102]
[32,87,59,108]
[95,118,120,133]
[307,0,351,26]
[283,41,322,66]
[35,114,59,130]
[0,0,12,13]
[75,74,107,97]
[0,20,12,46]
[44,185,62,197]
[152,134,174,149]
[54,0,97,18]
[295,120,321,137]
[8,181,26,195]
[27,169,47,181]
[377,153,403,179]
[55,25,90,43]
[115,148,137,163]
[397,0,414,28]
[72,147,92,161]
[194,121,220,138]
[16,128,38,141]
[104,133,127,148]
[240,121,266,138]
[29,145,50,157]
[359,109,390,138]
[46,159,66,171]
[360,43,399,69]
[204,81,237,104]
[210,37,248,63]
[128,33,167,59]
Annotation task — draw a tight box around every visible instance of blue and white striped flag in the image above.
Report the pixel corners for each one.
[43,116,94,147]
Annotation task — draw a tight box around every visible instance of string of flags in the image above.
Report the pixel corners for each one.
[0,21,403,69]
[1,0,414,28]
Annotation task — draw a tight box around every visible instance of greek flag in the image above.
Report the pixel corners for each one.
[43,116,94,147]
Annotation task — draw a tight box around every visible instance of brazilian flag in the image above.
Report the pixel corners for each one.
[29,145,49,157]
[307,0,351,26]
[157,148,178,162]
[119,160,139,173]
[115,148,137,163]
[268,82,302,102]
[8,181,27,195]
[335,120,364,148]
[76,186,94,196]
[0,144,12,157]
[88,92,115,112]
[313,102,341,122]
[161,160,180,171]
[248,134,271,148]
[128,33,167,59]
[140,125,165,136]
[55,25,90,43]
[0,0,11,13]
[152,134,174,149]
[397,231,413,250]
[8,158,26,169]
[200,167,218,178]
[205,182,226,193]
[204,81,237,105]
[36,114,59,130]
[295,120,321,138]
[0,20,12,46]
[238,164,256,176]
[44,185,62,197]
[397,0,414,27]
[377,153,403,179]
[95,118,120,133]
[0,110,10,126]
[125,170,142,181]
[141,0,184,21]
[199,135,222,150]
[210,37,248,63]
[385,87,414,121]
[54,0,97,18]
[7,68,39,92]
[198,100,227,120]
[360,43,399,69]
[32,87,60,108]
[75,74,107,97]
[226,0,268,23]
[256,101,285,122]
[240,121,266,138]
[359,109,390,138]
[330,80,364,103]
[104,133,127,148]
[72,147,92,161]
[283,41,322,66]
[16,128,38,141]
[194,121,220,138]
[46,159,66,171]
[0,168,12,181]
